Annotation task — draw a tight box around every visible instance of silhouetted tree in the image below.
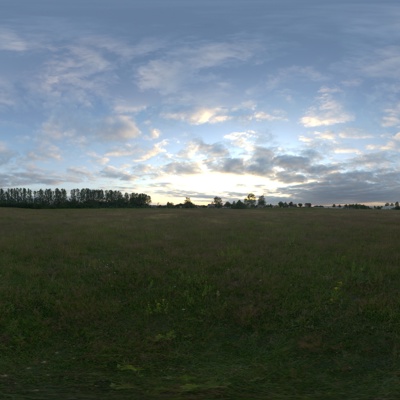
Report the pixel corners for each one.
[183,197,196,208]
[213,196,223,208]
[244,193,256,208]
[257,195,266,207]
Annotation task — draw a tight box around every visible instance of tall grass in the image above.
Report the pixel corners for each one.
[0,208,399,399]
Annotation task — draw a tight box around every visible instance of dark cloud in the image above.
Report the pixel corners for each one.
[282,169,400,204]
[275,171,307,183]
[247,146,274,175]
[273,155,310,171]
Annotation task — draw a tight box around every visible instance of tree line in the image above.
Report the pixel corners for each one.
[0,188,151,208]
[166,194,400,210]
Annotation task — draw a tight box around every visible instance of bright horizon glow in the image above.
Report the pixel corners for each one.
[1,0,400,206]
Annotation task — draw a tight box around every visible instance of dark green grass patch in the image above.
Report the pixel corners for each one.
[0,208,400,398]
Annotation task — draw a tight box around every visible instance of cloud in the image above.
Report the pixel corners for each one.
[134,139,168,162]
[179,138,229,160]
[208,146,275,176]
[360,46,400,80]
[266,65,327,90]
[78,35,164,60]
[149,128,161,139]
[223,130,258,152]
[135,39,259,94]
[0,79,16,108]
[338,127,373,139]
[136,59,185,94]
[36,44,117,105]
[213,158,245,174]
[97,115,141,141]
[162,107,231,125]
[0,166,79,187]
[104,144,138,158]
[66,166,94,180]
[88,151,110,166]
[333,147,361,155]
[40,119,77,141]
[0,28,28,52]
[27,143,62,161]
[282,169,400,205]
[113,103,147,115]
[313,130,337,141]
[275,171,307,183]
[0,142,16,165]
[247,146,275,175]
[248,110,288,122]
[382,103,400,127]
[300,87,354,127]
[347,151,400,170]
[163,161,202,175]
[100,165,135,181]
[163,105,287,125]
[273,155,311,171]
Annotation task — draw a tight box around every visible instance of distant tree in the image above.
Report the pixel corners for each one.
[213,196,223,208]
[244,193,256,208]
[233,200,246,209]
[183,197,196,208]
[257,195,266,207]
[224,201,232,208]
[166,202,174,208]
[130,193,151,207]
[298,203,303,208]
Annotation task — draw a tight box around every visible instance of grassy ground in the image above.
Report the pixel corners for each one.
[0,207,399,399]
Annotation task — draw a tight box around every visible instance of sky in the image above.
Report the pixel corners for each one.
[1,0,400,206]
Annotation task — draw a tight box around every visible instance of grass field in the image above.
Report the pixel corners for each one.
[0,207,400,399]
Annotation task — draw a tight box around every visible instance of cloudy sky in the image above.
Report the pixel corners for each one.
[1,0,400,205]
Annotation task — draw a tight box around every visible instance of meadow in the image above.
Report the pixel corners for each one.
[0,207,399,399]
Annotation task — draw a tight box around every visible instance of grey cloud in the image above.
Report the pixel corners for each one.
[210,147,315,177]
[282,169,400,205]
[275,171,307,183]
[347,151,400,170]
[215,158,245,174]
[247,147,274,175]
[273,155,310,171]
[100,166,136,181]
[0,168,73,187]
[187,138,229,158]
[163,162,201,175]
[66,167,94,179]
[97,115,141,141]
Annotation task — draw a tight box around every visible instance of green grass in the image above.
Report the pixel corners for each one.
[0,207,400,399]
